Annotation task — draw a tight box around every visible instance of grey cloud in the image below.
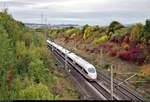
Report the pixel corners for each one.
[1,0,150,25]
[12,10,150,25]
[0,1,33,7]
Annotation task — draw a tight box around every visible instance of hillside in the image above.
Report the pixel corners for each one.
[48,20,150,99]
[0,9,79,100]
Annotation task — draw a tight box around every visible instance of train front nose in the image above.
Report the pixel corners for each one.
[90,74,97,80]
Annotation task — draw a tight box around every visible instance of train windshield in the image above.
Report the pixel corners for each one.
[88,68,95,73]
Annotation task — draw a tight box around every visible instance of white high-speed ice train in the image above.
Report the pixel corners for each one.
[46,40,97,81]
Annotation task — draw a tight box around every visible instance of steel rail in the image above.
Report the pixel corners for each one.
[47,45,117,100]
[97,70,145,101]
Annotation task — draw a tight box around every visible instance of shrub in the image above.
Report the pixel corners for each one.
[82,24,89,33]
[70,33,76,38]
[92,35,108,45]
[119,46,146,65]
[92,25,100,31]
[97,32,106,38]
[137,58,145,65]
[130,23,144,43]
[128,47,140,61]
[110,50,117,57]
[121,42,130,50]
[19,83,54,100]
[110,29,127,43]
[104,64,110,69]
[119,35,126,44]
[124,36,130,43]
[83,26,93,40]
[108,21,124,33]
[136,43,147,49]
[120,52,130,61]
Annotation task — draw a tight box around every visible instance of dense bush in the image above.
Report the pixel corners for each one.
[83,25,101,40]
[130,23,144,43]
[110,50,117,57]
[108,21,124,33]
[110,28,128,43]
[19,83,54,100]
[65,27,80,37]
[119,47,146,65]
[92,35,109,45]
[82,24,89,33]
[121,42,130,50]
[120,51,130,61]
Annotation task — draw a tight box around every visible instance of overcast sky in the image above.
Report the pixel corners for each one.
[0,0,150,26]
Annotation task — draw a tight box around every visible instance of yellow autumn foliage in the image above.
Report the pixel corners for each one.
[83,27,92,40]
[70,33,76,38]
[83,26,100,40]
[130,23,143,42]
[92,35,108,45]
[121,42,130,50]
[66,29,73,36]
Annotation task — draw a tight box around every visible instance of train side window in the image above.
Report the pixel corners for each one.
[83,69,88,74]
[68,57,73,62]
[76,64,82,70]
[62,53,65,56]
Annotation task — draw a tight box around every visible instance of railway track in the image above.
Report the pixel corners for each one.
[47,43,146,101]
[48,46,105,100]
[97,70,145,101]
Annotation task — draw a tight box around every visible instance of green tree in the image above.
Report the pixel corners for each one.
[130,23,144,43]
[144,19,150,32]
[19,83,54,100]
[141,19,150,43]
[82,24,89,34]
[108,21,124,33]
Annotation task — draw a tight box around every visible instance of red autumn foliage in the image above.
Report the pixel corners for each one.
[120,47,140,61]
[129,47,140,61]
[110,50,117,57]
[109,35,130,45]
[119,35,126,44]
[110,39,119,43]
[64,37,69,43]
[137,58,145,65]
[120,52,130,61]
[119,46,146,65]
[146,44,150,53]
[7,75,14,84]
[64,36,76,43]
[124,36,130,44]
[105,47,111,53]
[136,43,147,49]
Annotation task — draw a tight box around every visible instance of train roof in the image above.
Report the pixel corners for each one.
[47,40,96,69]
[68,52,95,69]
